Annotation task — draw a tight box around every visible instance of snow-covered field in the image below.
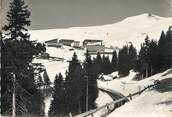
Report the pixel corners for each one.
[31,13,172,116]
[29,13,172,50]
[33,46,85,82]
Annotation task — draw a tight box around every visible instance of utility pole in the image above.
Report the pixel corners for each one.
[12,73,16,117]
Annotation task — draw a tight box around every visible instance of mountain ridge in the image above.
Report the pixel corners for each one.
[29,13,172,49]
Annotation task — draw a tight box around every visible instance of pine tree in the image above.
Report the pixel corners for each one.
[3,0,31,41]
[93,52,102,74]
[2,0,44,116]
[158,31,168,70]
[102,56,111,74]
[43,70,51,87]
[83,51,98,111]
[118,46,130,76]
[101,55,106,74]
[35,42,46,54]
[111,50,118,72]
[166,26,172,68]
[43,70,51,96]
[65,53,85,114]
[157,28,172,70]
[128,44,137,71]
[49,73,66,116]
[148,40,158,75]
[137,36,151,78]
[137,36,160,78]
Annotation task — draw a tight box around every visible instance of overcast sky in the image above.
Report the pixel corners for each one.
[1,0,172,30]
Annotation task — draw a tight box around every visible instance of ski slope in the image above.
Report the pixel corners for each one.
[29,13,172,50]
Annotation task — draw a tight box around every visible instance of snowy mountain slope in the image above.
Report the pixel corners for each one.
[29,13,172,49]
[98,69,172,117]
[99,69,172,97]
[108,90,172,117]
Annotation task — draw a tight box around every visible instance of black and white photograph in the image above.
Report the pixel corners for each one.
[0,0,172,117]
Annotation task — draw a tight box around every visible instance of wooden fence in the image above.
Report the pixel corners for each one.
[73,84,156,117]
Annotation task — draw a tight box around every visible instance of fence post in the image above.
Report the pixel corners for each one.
[129,94,132,100]
[107,104,110,113]
[138,85,141,95]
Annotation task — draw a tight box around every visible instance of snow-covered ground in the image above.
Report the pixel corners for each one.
[29,13,172,50]
[33,46,116,115]
[94,90,114,116]
[108,90,172,117]
[33,46,85,82]
[44,96,53,116]
[99,69,172,96]
[31,13,172,116]
[98,69,172,117]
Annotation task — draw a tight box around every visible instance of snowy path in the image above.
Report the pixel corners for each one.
[102,69,172,117]
[44,95,53,116]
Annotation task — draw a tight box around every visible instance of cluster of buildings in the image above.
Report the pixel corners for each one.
[44,38,105,54]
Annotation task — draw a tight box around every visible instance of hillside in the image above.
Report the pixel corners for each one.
[29,13,172,49]
[31,13,172,116]
[98,69,172,117]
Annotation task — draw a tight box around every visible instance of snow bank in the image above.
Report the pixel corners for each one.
[108,90,172,117]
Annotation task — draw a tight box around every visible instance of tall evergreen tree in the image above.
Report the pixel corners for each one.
[43,70,51,88]
[118,46,130,76]
[148,40,159,75]
[102,56,111,74]
[137,36,150,78]
[3,0,31,41]
[83,51,98,111]
[65,53,85,114]
[49,73,66,116]
[93,52,103,74]
[158,31,168,70]
[166,26,172,67]
[43,70,51,96]
[128,44,137,71]
[2,0,44,116]
[111,50,118,72]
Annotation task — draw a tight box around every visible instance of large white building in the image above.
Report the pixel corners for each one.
[83,39,105,54]
[45,39,62,47]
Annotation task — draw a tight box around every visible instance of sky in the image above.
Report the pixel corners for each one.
[1,0,172,30]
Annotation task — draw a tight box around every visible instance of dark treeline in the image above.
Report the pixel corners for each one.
[91,27,172,78]
[90,43,137,77]
[49,28,172,115]
[136,27,172,79]
[49,51,98,116]
[1,0,46,116]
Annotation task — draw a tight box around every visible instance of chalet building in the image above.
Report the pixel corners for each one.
[40,52,50,59]
[83,39,105,54]
[71,41,81,48]
[85,45,105,54]
[59,39,74,46]
[45,39,62,47]
[83,39,103,47]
